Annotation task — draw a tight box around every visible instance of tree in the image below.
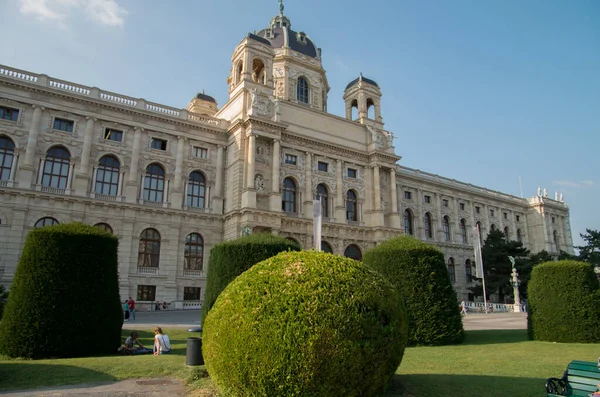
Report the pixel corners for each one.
[575,229,600,266]
[0,285,8,320]
[469,229,530,302]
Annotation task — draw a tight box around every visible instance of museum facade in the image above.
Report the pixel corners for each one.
[0,9,573,305]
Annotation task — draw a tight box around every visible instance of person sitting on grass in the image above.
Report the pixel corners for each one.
[118,331,152,355]
[153,326,171,355]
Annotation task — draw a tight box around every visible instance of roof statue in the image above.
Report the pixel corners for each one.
[279,0,284,13]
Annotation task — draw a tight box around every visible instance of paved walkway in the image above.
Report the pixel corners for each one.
[4,310,527,396]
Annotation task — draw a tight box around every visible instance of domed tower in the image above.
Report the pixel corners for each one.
[186,91,218,116]
[252,1,330,111]
[343,73,383,127]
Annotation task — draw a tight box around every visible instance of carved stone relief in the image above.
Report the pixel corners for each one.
[255,140,270,163]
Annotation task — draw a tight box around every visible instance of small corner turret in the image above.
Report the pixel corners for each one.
[187,91,218,116]
[343,73,383,126]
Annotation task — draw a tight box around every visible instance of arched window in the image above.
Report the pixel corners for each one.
[553,230,559,251]
[344,244,362,261]
[321,241,333,253]
[448,257,456,283]
[184,233,204,271]
[476,221,484,242]
[403,209,413,235]
[297,77,309,104]
[442,216,451,241]
[346,190,358,222]
[187,171,206,208]
[367,98,375,119]
[460,219,467,244]
[143,163,165,203]
[94,223,113,234]
[0,136,15,181]
[504,226,510,240]
[516,228,522,243]
[424,212,433,239]
[34,217,59,228]
[350,99,358,120]
[465,259,472,283]
[282,177,297,213]
[42,146,70,189]
[138,228,161,268]
[252,58,266,84]
[235,61,243,84]
[95,155,120,196]
[490,224,497,232]
[316,184,328,218]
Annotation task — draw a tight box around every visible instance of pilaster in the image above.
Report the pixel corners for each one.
[268,139,281,211]
[125,127,143,203]
[73,116,96,196]
[18,105,43,188]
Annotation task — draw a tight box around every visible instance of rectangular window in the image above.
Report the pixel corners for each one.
[516,215,520,222]
[424,195,431,204]
[442,199,449,207]
[151,138,167,151]
[137,285,156,301]
[552,217,555,223]
[504,212,508,219]
[184,287,201,301]
[317,161,328,172]
[347,168,357,178]
[53,118,74,133]
[193,146,208,159]
[104,128,123,142]
[475,206,480,214]
[490,209,495,217]
[0,106,19,122]
[459,203,465,211]
[404,191,412,200]
[284,154,297,165]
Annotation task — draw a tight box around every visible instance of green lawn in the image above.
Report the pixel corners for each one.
[0,329,597,396]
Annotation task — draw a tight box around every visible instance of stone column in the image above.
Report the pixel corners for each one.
[212,144,225,213]
[170,136,186,210]
[304,152,313,217]
[373,166,381,211]
[454,197,460,242]
[388,168,400,227]
[416,188,423,239]
[125,127,143,203]
[241,133,256,208]
[268,139,281,211]
[18,105,43,188]
[334,159,346,222]
[73,117,96,196]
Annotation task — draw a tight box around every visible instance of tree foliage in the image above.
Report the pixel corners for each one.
[469,229,530,302]
[575,229,600,266]
[0,284,8,320]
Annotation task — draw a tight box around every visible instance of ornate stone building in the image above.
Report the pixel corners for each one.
[0,7,573,305]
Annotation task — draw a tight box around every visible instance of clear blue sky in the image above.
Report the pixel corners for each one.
[1,0,598,248]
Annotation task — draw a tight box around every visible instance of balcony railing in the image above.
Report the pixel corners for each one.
[137,267,159,275]
[183,269,203,277]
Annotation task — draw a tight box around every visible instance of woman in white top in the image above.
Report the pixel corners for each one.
[153,326,171,355]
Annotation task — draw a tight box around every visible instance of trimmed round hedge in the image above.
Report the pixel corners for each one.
[527,260,600,343]
[203,251,408,397]
[363,235,464,346]
[201,233,301,325]
[0,222,123,359]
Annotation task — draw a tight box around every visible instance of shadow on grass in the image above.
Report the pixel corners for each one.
[462,329,529,345]
[0,363,116,392]
[386,373,542,397]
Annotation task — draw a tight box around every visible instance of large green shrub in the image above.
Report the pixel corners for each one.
[203,251,408,397]
[527,260,600,343]
[0,222,123,359]
[363,235,464,346]
[201,233,300,325]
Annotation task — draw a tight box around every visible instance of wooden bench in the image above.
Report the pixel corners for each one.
[546,360,600,396]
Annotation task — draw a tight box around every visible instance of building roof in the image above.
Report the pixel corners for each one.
[345,75,379,90]
[195,92,217,103]
[255,26,319,59]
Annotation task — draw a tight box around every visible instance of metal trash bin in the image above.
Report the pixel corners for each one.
[186,337,204,366]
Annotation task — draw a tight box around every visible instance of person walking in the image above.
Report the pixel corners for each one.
[460,300,468,315]
[128,297,136,321]
[123,300,130,321]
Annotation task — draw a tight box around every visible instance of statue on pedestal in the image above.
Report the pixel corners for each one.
[508,256,522,312]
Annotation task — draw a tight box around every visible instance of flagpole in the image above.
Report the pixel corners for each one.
[478,223,489,313]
